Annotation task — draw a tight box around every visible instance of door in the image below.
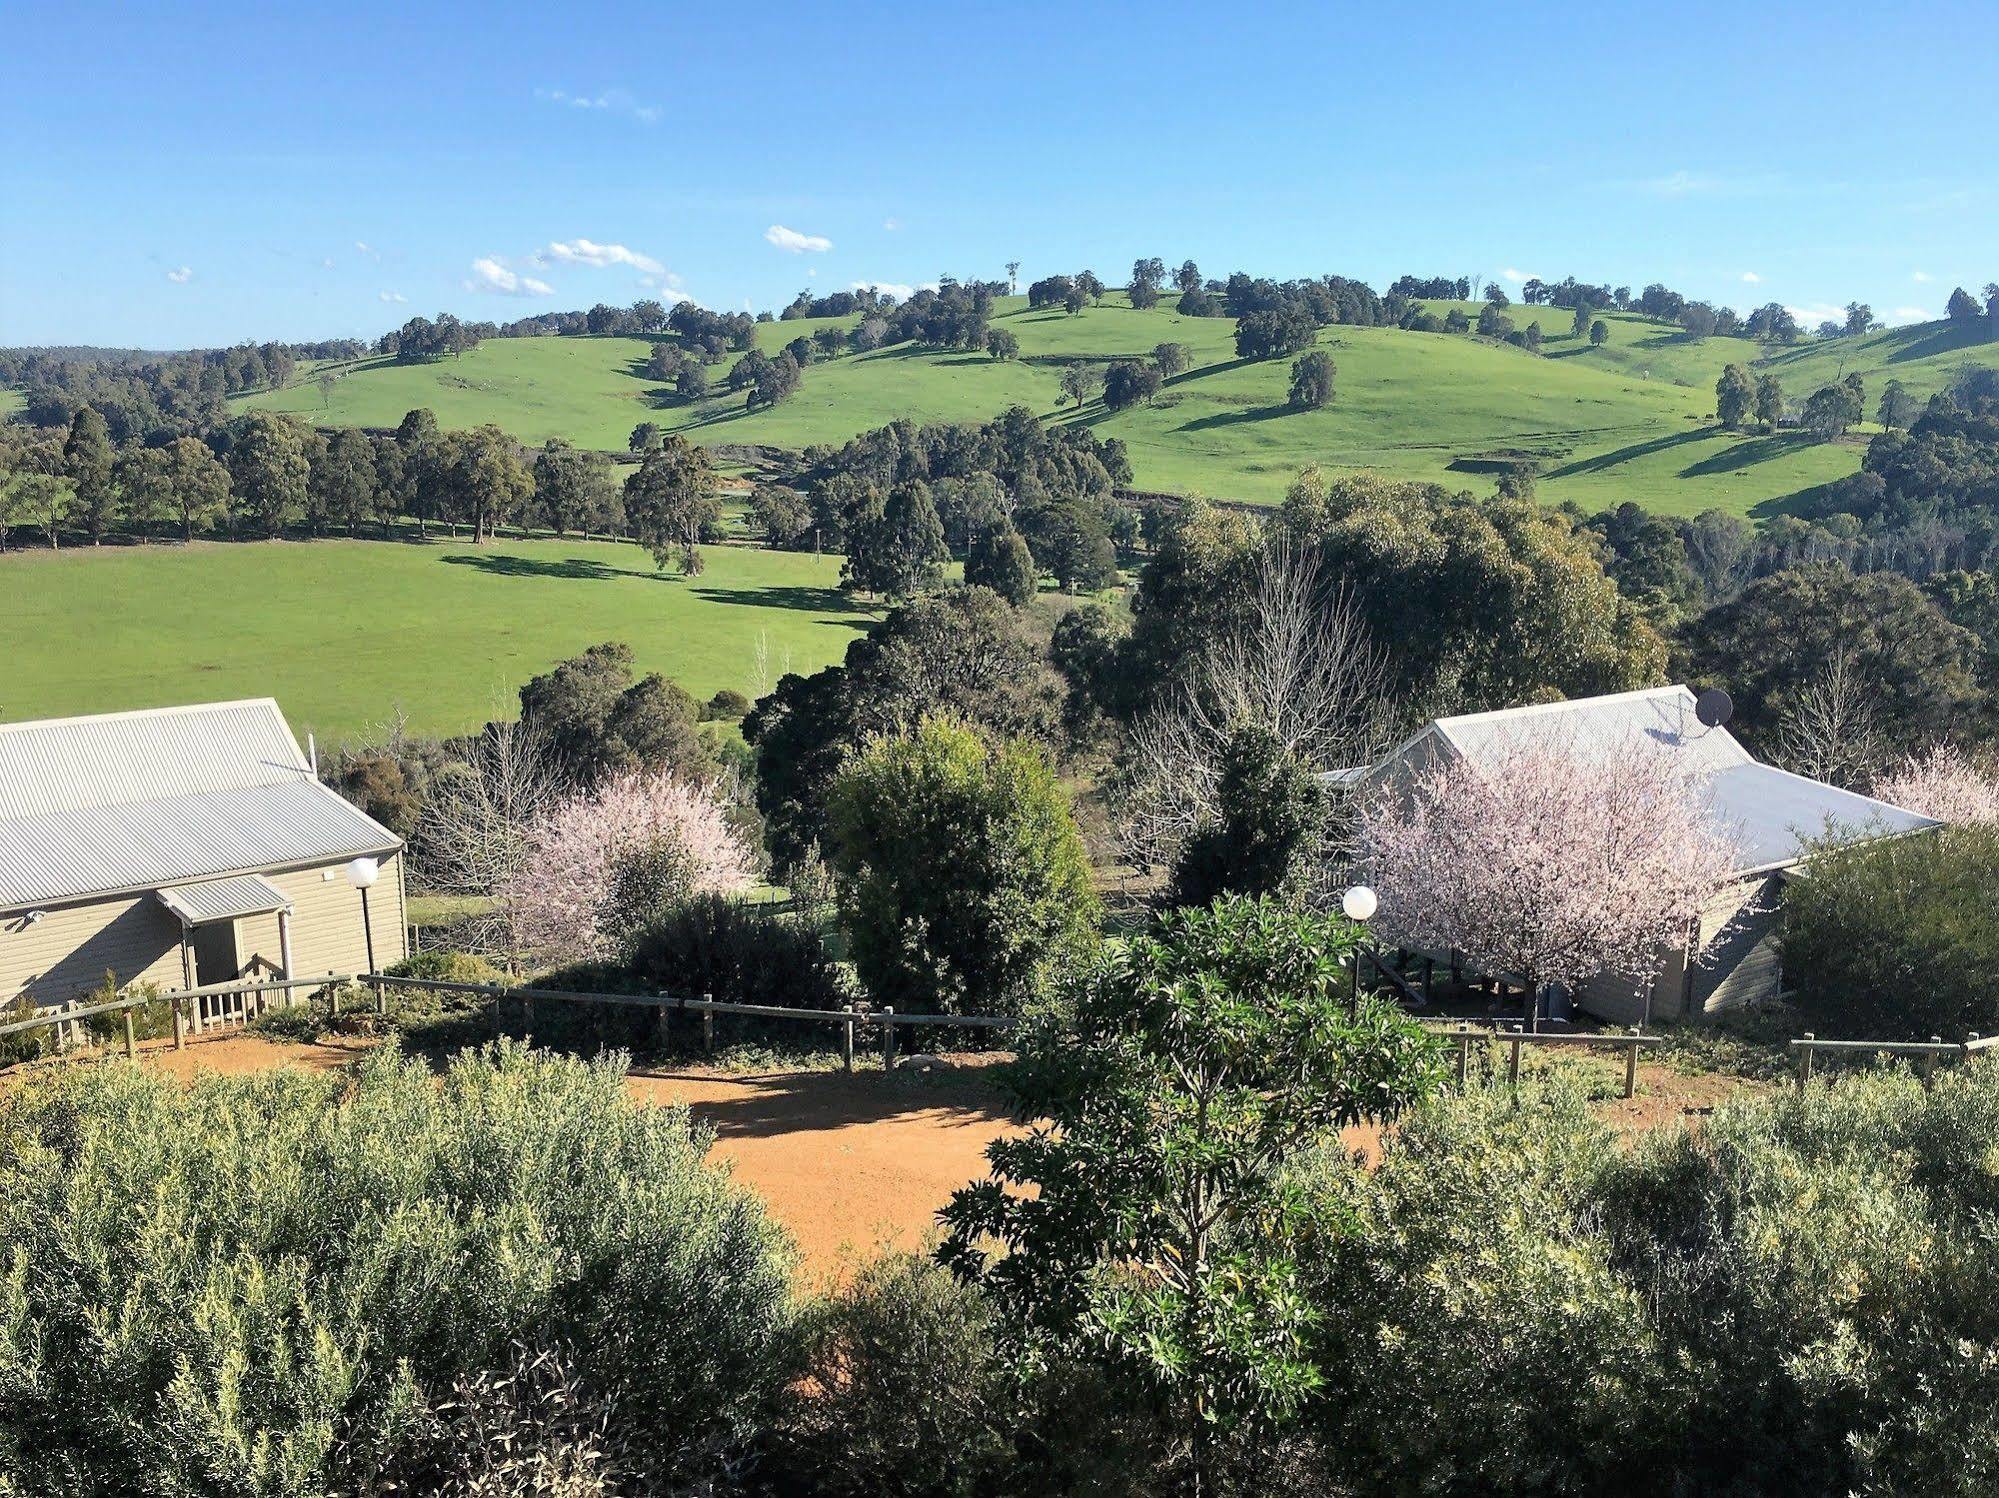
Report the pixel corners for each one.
[191,921,241,986]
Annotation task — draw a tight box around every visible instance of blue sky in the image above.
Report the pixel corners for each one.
[2,0,1992,349]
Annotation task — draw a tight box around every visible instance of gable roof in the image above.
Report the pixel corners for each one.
[1377,685,1940,875]
[0,700,400,910]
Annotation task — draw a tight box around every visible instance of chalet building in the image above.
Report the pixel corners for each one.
[0,700,407,1007]
[1345,686,1939,1024]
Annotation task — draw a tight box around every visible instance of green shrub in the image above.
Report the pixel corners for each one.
[0,994,49,1069]
[0,1040,795,1493]
[705,688,752,721]
[1290,1066,1999,1495]
[83,977,177,1044]
[1785,822,1999,1037]
[828,719,1098,1016]
[250,1002,331,1044]
[388,948,506,985]
[629,893,850,1013]
[774,1253,1014,1497]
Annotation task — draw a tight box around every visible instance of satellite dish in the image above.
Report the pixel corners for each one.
[1694,687,1734,729]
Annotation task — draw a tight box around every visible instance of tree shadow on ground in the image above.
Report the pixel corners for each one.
[1174,402,1295,432]
[689,582,873,625]
[439,552,675,583]
[635,1064,1014,1141]
[1545,426,1710,478]
[1679,432,1816,477]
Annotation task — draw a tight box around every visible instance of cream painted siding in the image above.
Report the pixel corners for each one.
[0,854,407,1006]
[1689,874,1784,1014]
[0,894,188,1004]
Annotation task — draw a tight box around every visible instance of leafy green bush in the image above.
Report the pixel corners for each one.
[0,1040,795,1493]
[388,948,507,985]
[774,1253,1014,1497]
[250,1002,331,1044]
[629,893,849,1012]
[1785,822,1999,1037]
[828,719,1098,1016]
[0,994,49,1069]
[1290,1065,1999,1495]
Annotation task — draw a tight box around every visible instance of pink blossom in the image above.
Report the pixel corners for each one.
[1358,738,1740,1009]
[504,769,754,963]
[1872,745,1999,825]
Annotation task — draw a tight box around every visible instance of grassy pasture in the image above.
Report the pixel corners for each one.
[237,294,1902,516]
[0,533,876,742]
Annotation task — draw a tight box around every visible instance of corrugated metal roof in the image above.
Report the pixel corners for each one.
[1380,685,1939,875]
[157,872,291,925]
[0,700,400,910]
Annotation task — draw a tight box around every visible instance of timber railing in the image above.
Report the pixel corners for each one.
[1789,1031,1999,1092]
[0,973,356,1060]
[1430,1022,1661,1099]
[362,973,1014,1072]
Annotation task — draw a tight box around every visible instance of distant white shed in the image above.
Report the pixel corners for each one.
[0,700,407,1006]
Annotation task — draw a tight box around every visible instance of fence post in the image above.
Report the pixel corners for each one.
[701,993,714,1056]
[1624,1038,1640,1100]
[372,974,386,1017]
[173,995,187,1050]
[1920,1036,1943,1089]
[1506,1024,1522,1088]
[123,1006,137,1061]
[655,997,671,1052]
[881,1006,896,1071]
[1798,1034,1815,1092]
[1455,1027,1470,1087]
[841,1005,856,1073]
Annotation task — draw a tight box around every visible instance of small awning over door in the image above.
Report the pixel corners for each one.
[156,873,291,926]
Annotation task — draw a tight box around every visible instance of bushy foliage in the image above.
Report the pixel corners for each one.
[1784,821,1999,1036]
[828,719,1097,1015]
[943,897,1440,1492]
[774,1253,1015,1498]
[0,1042,795,1494]
[1289,1067,1999,1495]
[627,892,850,1012]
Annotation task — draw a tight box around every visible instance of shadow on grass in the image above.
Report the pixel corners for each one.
[690,582,873,623]
[439,552,675,583]
[636,1064,1015,1142]
[1545,426,1711,478]
[1174,402,1295,432]
[1679,432,1815,478]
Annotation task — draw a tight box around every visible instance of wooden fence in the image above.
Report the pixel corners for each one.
[365,974,1013,1072]
[0,973,356,1059]
[1789,1031,1999,1091]
[1431,1022,1660,1098]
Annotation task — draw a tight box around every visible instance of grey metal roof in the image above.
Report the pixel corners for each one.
[0,700,400,910]
[1380,685,1939,875]
[157,872,291,926]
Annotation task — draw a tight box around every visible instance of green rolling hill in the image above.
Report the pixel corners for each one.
[234,294,1999,519]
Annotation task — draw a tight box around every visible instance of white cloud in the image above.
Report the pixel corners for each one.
[1912,270,1933,283]
[1499,267,1538,284]
[379,290,408,304]
[534,87,659,125]
[537,237,664,274]
[1785,302,1848,329]
[1888,306,1934,325]
[883,217,903,231]
[322,256,336,269]
[165,266,192,284]
[766,224,833,254]
[851,279,936,302]
[1740,271,1761,284]
[465,257,553,297]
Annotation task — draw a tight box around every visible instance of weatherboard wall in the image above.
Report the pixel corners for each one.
[0,853,406,1007]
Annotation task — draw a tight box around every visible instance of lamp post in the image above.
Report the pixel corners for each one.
[346,857,380,975]
[1341,884,1377,1012]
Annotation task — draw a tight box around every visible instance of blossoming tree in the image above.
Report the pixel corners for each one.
[1359,739,1739,1028]
[505,768,755,964]
[1873,745,1999,825]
